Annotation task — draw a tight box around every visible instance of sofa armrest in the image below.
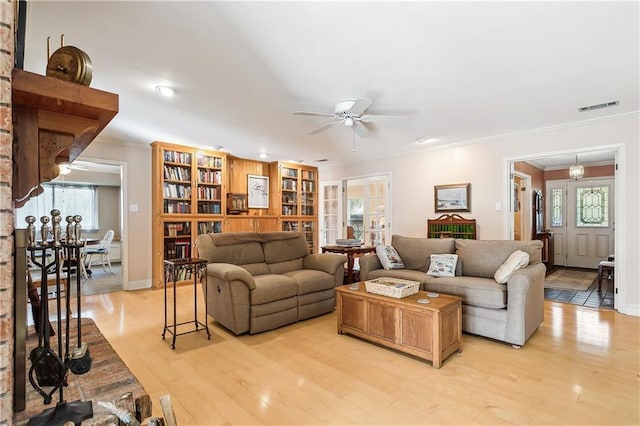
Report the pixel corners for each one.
[358,253,382,280]
[206,263,256,290]
[303,254,347,287]
[504,262,546,346]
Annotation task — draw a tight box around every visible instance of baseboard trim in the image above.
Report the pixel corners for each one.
[126,279,152,291]
[619,303,640,317]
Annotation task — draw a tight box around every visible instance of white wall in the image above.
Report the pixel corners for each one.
[321,114,639,316]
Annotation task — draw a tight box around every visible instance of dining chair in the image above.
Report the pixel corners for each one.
[84,230,115,273]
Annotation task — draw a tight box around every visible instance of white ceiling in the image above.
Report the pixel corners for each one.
[23,1,638,168]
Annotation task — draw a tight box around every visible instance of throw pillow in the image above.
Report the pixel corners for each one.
[376,245,405,270]
[426,254,459,277]
[494,250,530,284]
[425,257,463,276]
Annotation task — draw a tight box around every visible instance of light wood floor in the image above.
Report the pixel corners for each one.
[72,286,639,425]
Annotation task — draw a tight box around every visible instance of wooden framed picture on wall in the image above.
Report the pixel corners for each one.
[435,183,471,212]
[248,174,269,208]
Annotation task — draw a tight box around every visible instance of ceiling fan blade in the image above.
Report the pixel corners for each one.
[359,114,408,123]
[307,120,342,135]
[353,122,370,138]
[294,111,335,117]
[349,98,373,116]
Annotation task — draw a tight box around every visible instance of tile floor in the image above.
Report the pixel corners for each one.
[544,267,614,309]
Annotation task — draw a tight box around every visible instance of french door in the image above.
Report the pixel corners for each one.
[546,178,614,268]
[319,174,391,247]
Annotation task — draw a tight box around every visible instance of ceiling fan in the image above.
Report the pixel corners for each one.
[294,98,406,139]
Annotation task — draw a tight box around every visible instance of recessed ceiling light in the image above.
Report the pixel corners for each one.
[155,85,177,98]
[416,138,428,144]
[259,152,268,159]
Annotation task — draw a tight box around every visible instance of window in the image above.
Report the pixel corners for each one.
[14,183,99,231]
[551,188,563,227]
[576,185,609,227]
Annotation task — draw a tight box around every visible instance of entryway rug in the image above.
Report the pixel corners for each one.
[544,268,597,291]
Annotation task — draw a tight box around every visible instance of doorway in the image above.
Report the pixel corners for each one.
[65,157,126,294]
[319,174,391,247]
[506,146,620,311]
[513,173,531,240]
[546,178,615,268]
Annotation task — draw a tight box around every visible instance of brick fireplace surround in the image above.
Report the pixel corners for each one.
[1,1,16,423]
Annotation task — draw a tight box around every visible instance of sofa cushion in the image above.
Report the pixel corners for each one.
[392,235,455,271]
[263,234,309,264]
[241,262,270,276]
[284,269,335,295]
[455,239,542,279]
[197,234,265,265]
[494,250,530,284]
[376,244,405,270]
[426,256,462,276]
[424,276,507,309]
[426,254,459,277]
[268,258,304,274]
[251,274,298,305]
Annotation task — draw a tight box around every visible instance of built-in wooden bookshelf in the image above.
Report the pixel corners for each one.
[427,214,476,239]
[152,142,226,288]
[151,144,319,288]
[272,162,318,252]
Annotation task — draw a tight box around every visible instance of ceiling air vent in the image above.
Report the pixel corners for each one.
[578,100,619,112]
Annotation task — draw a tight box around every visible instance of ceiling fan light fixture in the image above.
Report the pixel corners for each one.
[344,117,354,127]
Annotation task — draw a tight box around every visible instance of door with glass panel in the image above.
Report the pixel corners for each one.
[547,178,614,268]
[346,175,390,246]
[319,181,343,247]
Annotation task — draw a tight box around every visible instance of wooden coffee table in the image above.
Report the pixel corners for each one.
[336,284,462,368]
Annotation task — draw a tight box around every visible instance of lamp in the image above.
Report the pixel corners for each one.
[569,155,584,180]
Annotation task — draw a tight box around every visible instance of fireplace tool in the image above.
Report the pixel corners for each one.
[26,212,93,426]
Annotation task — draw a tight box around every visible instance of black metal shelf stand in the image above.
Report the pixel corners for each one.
[162,258,210,349]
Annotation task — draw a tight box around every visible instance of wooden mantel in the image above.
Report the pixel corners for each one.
[12,68,119,206]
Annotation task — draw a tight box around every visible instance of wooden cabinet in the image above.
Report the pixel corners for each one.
[225,217,277,233]
[427,214,476,239]
[336,287,462,368]
[272,162,318,252]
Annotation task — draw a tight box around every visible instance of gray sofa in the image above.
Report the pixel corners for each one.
[195,231,346,335]
[359,236,546,347]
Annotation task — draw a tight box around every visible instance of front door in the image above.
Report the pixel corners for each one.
[547,178,614,268]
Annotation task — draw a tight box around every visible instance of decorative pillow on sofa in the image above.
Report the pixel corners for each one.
[426,254,459,277]
[426,256,462,276]
[376,245,405,270]
[494,250,530,284]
